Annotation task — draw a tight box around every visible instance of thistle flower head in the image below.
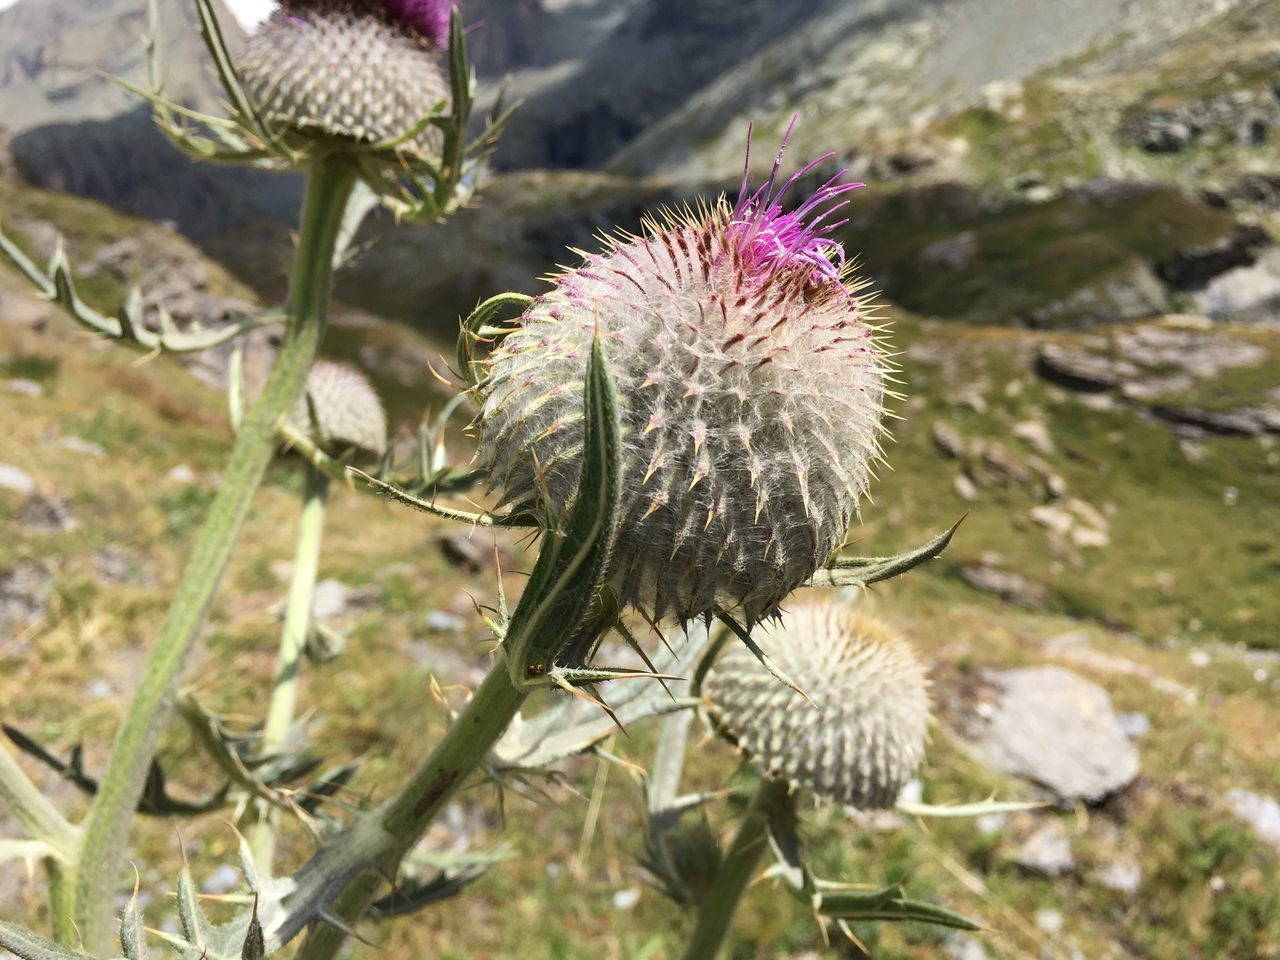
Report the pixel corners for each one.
[703,604,930,809]
[237,0,453,162]
[291,361,388,459]
[476,124,889,626]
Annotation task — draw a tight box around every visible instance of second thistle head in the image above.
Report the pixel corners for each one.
[702,603,930,809]
[477,122,889,626]
[236,0,456,164]
[290,360,388,460]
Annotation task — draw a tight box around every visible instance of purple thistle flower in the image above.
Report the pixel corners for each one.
[382,0,455,47]
[478,121,888,626]
[727,116,863,289]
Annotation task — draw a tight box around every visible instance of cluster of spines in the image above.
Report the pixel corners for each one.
[703,604,930,809]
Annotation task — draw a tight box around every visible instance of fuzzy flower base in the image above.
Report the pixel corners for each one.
[238,1,449,159]
[704,604,930,809]
[478,127,888,625]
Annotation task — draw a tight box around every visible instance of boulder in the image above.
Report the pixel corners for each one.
[971,666,1140,803]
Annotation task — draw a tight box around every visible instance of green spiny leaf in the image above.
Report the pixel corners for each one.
[814,884,982,930]
[810,517,964,588]
[0,921,101,960]
[506,331,622,685]
[120,879,149,960]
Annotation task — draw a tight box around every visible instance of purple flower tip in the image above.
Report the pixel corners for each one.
[727,117,863,289]
[382,0,454,46]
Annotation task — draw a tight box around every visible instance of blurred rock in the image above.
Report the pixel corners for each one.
[920,231,978,269]
[19,493,76,533]
[1224,789,1280,851]
[6,379,42,397]
[1155,225,1271,291]
[1094,859,1142,896]
[437,532,517,573]
[944,934,989,960]
[1195,248,1280,322]
[1013,820,1075,876]
[0,560,52,640]
[1117,712,1151,739]
[54,435,105,459]
[960,564,1048,607]
[311,579,380,621]
[971,666,1140,802]
[0,463,36,497]
[92,545,151,587]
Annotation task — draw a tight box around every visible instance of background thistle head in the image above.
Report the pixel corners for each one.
[476,124,890,626]
[290,360,388,459]
[236,0,456,163]
[702,603,930,809]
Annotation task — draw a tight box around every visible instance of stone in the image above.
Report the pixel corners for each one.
[960,565,1048,607]
[954,473,979,502]
[312,579,350,622]
[1031,505,1074,536]
[1155,225,1272,291]
[54,436,106,459]
[19,494,77,533]
[166,464,197,484]
[1094,859,1142,896]
[5,379,42,397]
[1071,526,1110,549]
[1195,248,1280,323]
[1035,908,1065,935]
[0,561,52,640]
[1117,712,1150,739]
[1013,820,1075,876]
[1012,419,1054,455]
[972,666,1140,802]
[612,887,641,911]
[1224,789,1280,852]
[919,231,978,270]
[0,463,36,497]
[944,933,989,960]
[932,421,966,458]
[424,610,466,633]
[437,532,517,573]
[93,546,151,587]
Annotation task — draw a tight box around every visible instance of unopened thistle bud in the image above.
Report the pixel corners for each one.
[237,0,454,162]
[291,360,388,458]
[702,604,929,809]
[477,123,888,625]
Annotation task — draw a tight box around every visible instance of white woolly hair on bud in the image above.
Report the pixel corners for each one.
[476,130,890,625]
[702,604,929,809]
[291,360,388,458]
[237,0,449,160]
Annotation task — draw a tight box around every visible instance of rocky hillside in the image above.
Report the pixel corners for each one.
[2,173,1278,960]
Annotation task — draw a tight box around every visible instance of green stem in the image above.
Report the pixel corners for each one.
[72,154,357,953]
[682,777,791,960]
[295,659,528,960]
[251,467,330,871]
[0,740,78,861]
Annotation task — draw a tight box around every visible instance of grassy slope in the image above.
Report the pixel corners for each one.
[3,177,1278,958]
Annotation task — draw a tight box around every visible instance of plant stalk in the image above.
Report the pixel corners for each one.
[71,153,357,952]
[251,466,331,870]
[682,776,791,960]
[0,741,79,861]
[295,658,528,960]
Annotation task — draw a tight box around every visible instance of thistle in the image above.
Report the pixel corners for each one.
[703,603,930,809]
[289,360,389,459]
[476,122,889,625]
[237,0,454,163]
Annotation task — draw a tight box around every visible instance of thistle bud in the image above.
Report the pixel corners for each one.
[237,0,454,162]
[702,604,929,809]
[291,360,388,458]
[477,123,888,625]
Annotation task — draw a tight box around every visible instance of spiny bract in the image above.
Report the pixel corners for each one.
[476,124,889,625]
[702,604,929,809]
[237,0,451,161]
[291,360,388,458]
